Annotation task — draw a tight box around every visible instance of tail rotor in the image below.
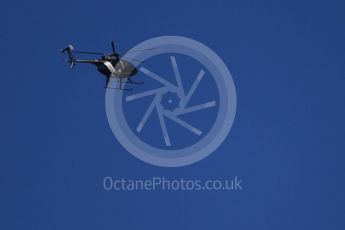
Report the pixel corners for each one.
[60,45,76,69]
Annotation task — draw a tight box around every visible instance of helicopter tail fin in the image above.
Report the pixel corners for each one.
[60,45,76,68]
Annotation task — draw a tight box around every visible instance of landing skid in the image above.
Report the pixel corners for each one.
[116,80,144,84]
[105,86,133,91]
[105,77,143,91]
[104,76,129,90]
[127,79,144,84]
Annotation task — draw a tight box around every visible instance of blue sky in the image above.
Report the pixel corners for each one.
[1,0,345,229]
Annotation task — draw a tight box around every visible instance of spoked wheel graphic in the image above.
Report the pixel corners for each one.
[105,36,236,167]
[126,56,216,147]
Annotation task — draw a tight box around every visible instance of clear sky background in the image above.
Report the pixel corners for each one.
[1,0,345,229]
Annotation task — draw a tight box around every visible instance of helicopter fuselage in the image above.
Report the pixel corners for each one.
[95,58,137,78]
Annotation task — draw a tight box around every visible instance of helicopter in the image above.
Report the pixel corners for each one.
[61,41,147,90]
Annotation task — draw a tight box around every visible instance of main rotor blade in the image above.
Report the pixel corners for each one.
[128,58,145,63]
[118,54,144,63]
[126,48,156,53]
[73,51,105,55]
[111,41,116,53]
